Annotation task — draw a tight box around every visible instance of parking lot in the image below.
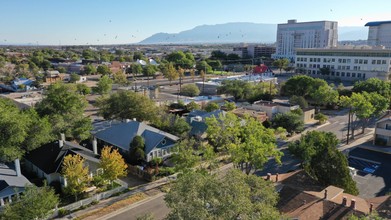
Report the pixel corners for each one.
[348,147,391,198]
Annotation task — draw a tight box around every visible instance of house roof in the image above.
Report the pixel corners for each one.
[365,21,391,27]
[375,110,391,124]
[24,141,100,175]
[0,162,31,198]
[93,120,179,154]
[269,170,391,219]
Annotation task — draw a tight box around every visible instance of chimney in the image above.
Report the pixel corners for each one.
[324,189,328,199]
[369,203,373,213]
[60,133,65,142]
[92,137,98,155]
[59,140,64,148]
[342,196,347,206]
[133,118,137,121]
[351,199,356,210]
[14,159,21,177]
[267,173,271,181]
[276,173,279,182]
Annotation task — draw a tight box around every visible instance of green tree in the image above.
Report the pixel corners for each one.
[181,84,200,97]
[272,58,290,73]
[314,113,328,124]
[206,112,241,152]
[129,135,145,164]
[218,80,252,101]
[340,92,388,137]
[157,114,191,138]
[100,146,128,184]
[83,64,97,75]
[1,184,59,220]
[69,73,81,83]
[352,77,391,100]
[95,90,159,123]
[289,95,308,109]
[131,64,143,75]
[272,112,304,135]
[76,83,91,95]
[165,51,195,69]
[0,99,53,162]
[231,116,282,174]
[36,82,92,140]
[112,70,128,85]
[186,101,200,111]
[311,84,339,112]
[288,131,359,195]
[196,60,212,73]
[97,65,111,75]
[282,75,327,98]
[95,75,113,95]
[204,102,219,112]
[165,170,280,220]
[62,154,90,201]
[223,101,236,111]
[161,62,178,85]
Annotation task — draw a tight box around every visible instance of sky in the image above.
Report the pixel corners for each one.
[1,0,391,45]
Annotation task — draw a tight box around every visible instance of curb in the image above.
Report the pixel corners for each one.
[96,193,165,220]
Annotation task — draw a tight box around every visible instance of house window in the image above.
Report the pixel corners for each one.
[386,124,391,130]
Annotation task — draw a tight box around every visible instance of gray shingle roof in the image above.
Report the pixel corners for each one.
[93,121,179,154]
[0,163,31,198]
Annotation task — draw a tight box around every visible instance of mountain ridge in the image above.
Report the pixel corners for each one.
[139,22,368,44]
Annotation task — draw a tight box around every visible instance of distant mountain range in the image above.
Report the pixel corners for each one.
[139,22,368,44]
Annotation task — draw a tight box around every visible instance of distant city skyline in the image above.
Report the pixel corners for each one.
[1,0,391,45]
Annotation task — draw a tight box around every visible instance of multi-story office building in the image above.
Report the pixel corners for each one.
[273,20,338,61]
[295,47,391,81]
[232,45,276,58]
[366,21,391,48]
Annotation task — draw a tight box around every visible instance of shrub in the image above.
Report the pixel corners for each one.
[314,113,328,124]
[58,208,70,217]
[181,84,200,97]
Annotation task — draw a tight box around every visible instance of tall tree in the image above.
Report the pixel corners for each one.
[36,82,92,140]
[352,77,391,100]
[62,154,90,201]
[206,112,241,152]
[272,58,290,73]
[95,90,159,123]
[272,112,304,135]
[1,185,59,220]
[112,70,128,85]
[311,84,339,112]
[95,75,113,95]
[129,135,145,164]
[218,80,253,101]
[282,75,327,98]
[97,65,112,75]
[231,116,282,174]
[165,170,280,220]
[83,64,97,75]
[161,62,178,85]
[289,131,359,195]
[100,146,128,184]
[0,98,54,161]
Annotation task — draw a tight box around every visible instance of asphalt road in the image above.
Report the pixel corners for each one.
[107,193,169,220]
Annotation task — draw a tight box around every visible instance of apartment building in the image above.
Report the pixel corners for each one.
[295,47,391,81]
[366,21,391,48]
[273,19,338,61]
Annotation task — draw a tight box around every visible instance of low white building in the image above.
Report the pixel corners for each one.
[295,47,391,81]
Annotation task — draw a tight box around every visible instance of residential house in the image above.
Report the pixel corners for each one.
[44,70,66,83]
[0,159,31,206]
[373,111,391,146]
[0,78,34,92]
[186,110,226,139]
[92,120,179,162]
[243,101,299,119]
[242,101,315,123]
[232,108,268,123]
[267,170,391,219]
[24,135,100,186]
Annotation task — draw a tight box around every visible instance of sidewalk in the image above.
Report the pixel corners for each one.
[57,176,174,220]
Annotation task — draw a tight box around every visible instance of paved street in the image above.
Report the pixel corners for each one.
[106,193,169,220]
